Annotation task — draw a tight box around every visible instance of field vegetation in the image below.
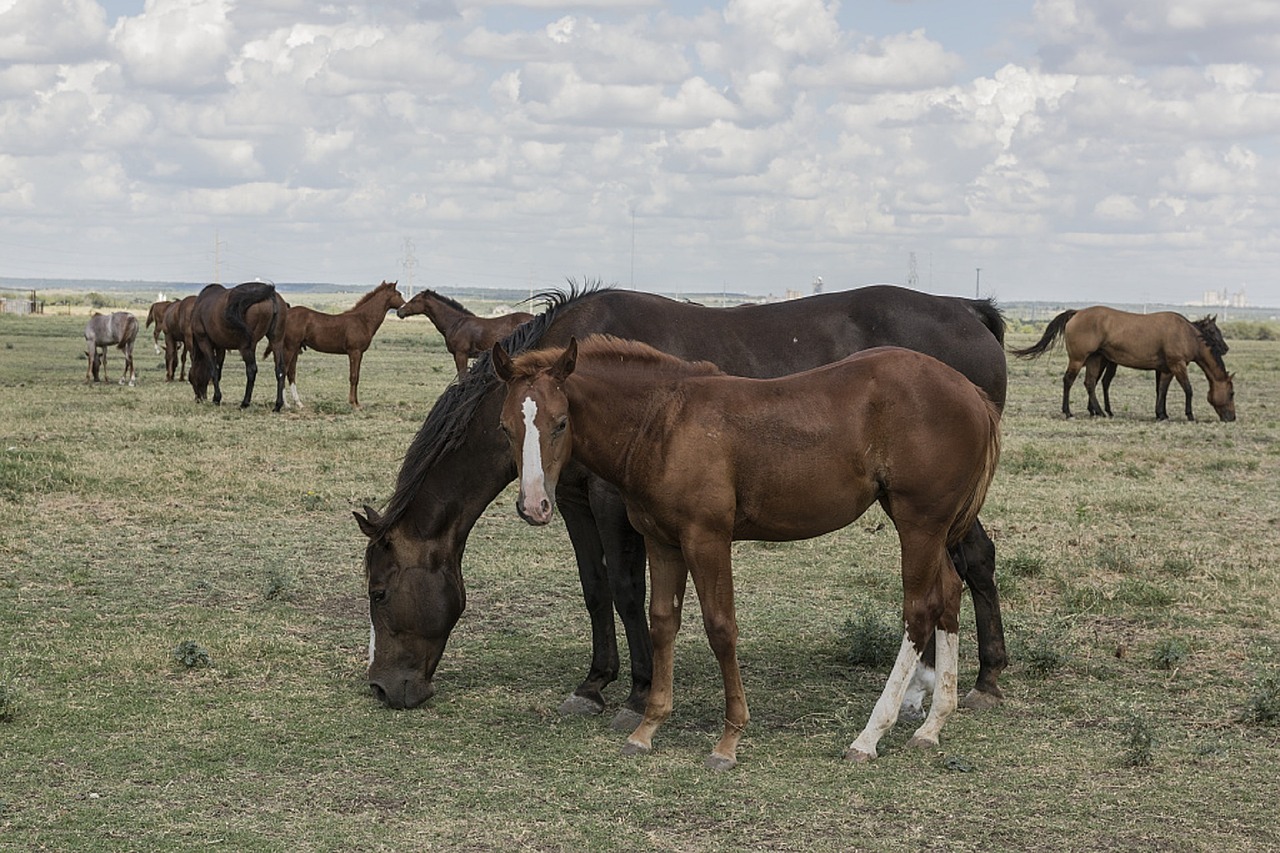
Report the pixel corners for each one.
[1,294,1278,850]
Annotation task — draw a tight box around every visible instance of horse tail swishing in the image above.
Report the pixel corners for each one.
[1009,309,1076,359]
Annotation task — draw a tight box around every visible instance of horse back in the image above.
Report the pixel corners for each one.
[1068,306,1200,368]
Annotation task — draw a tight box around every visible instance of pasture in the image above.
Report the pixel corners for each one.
[1,297,1278,851]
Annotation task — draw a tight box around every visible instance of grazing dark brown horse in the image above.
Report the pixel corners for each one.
[145,300,175,355]
[397,289,534,378]
[189,281,288,411]
[355,284,1010,725]
[84,311,139,386]
[494,336,1001,769]
[1012,307,1235,421]
[161,295,196,382]
[268,280,405,408]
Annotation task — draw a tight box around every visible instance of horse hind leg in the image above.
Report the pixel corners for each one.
[1061,362,1082,418]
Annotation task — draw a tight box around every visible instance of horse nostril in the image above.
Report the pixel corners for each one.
[370,683,389,704]
[540,499,551,516]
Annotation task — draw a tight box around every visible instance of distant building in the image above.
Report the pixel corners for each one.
[1197,287,1248,308]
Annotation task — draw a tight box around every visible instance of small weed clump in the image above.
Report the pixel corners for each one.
[843,607,900,669]
[1119,711,1155,767]
[0,683,15,723]
[172,641,212,669]
[1005,552,1046,578]
[1237,674,1280,726]
[1019,625,1072,676]
[1151,638,1189,671]
[263,567,294,601]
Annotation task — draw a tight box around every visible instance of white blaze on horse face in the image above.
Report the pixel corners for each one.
[367,618,377,670]
[519,395,551,521]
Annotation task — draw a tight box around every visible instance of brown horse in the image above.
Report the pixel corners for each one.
[398,289,533,378]
[161,295,196,382]
[268,280,405,408]
[84,311,139,386]
[494,336,1001,769]
[1011,307,1235,421]
[189,281,288,411]
[144,300,175,355]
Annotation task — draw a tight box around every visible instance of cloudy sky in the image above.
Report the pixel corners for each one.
[1,0,1278,305]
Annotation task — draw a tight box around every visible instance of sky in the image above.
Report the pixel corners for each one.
[2,0,1279,306]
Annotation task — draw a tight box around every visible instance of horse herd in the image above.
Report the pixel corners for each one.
[87,280,532,409]
[85,281,1238,770]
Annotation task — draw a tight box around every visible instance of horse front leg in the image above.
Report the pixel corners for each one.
[951,519,1005,709]
[211,348,226,405]
[347,349,363,408]
[1172,367,1195,420]
[623,541,688,760]
[452,349,469,379]
[271,344,286,412]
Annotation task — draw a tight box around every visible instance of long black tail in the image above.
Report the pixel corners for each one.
[1009,309,1076,359]
[966,297,1006,345]
[223,282,277,344]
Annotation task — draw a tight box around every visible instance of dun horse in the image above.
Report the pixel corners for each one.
[145,300,175,354]
[161,295,196,382]
[356,284,1011,726]
[84,311,139,386]
[1012,307,1235,421]
[397,289,533,378]
[189,281,288,411]
[268,280,404,408]
[494,336,1001,769]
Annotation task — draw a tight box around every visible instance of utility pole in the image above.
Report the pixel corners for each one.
[630,206,636,290]
[975,267,982,298]
[213,229,224,283]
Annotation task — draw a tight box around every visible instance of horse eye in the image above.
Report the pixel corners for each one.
[370,589,387,604]
[552,418,567,437]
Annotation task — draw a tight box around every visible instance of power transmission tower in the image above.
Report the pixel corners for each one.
[402,238,417,298]
[907,252,919,289]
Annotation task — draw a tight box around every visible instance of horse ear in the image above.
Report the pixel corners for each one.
[492,343,515,381]
[552,337,578,383]
[354,505,382,539]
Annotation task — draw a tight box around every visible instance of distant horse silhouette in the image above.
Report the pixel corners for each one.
[84,311,139,386]
[397,289,533,378]
[1012,307,1236,421]
[145,300,175,354]
[268,280,405,408]
[494,336,1001,769]
[162,295,196,382]
[189,282,288,411]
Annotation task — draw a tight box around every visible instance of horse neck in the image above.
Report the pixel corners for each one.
[564,370,673,489]
[349,290,396,331]
[422,295,469,329]
[1193,347,1229,384]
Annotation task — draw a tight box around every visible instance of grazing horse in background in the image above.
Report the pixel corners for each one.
[267,280,405,408]
[84,311,139,386]
[189,281,288,411]
[161,295,196,382]
[494,337,1001,769]
[397,289,534,378]
[355,284,1011,725]
[1012,307,1235,421]
[145,300,175,354]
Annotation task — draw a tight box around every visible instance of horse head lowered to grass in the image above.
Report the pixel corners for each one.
[493,335,1001,769]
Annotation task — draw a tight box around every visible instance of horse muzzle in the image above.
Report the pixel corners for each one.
[516,494,554,526]
[369,672,436,709]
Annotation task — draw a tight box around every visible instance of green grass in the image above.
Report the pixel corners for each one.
[2,309,1280,850]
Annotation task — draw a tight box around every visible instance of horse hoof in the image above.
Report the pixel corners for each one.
[620,740,650,757]
[610,707,644,732]
[843,747,875,763]
[557,693,605,718]
[906,735,939,751]
[705,753,737,772]
[959,688,1003,711]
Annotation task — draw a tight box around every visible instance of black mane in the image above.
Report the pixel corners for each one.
[376,280,608,534]
[424,289,475,317]
[1192,316,1229,369]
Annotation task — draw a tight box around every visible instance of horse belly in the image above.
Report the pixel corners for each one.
[732,461,879,542]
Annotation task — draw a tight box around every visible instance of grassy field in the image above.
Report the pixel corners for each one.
[1,295,1278,852]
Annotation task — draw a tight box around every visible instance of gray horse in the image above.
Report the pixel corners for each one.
[84,311,139,386]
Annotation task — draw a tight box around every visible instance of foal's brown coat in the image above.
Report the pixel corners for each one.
[270,280,404,407]
[398,289,533,378]
[495,336,1001,769]
[161,295,196,381]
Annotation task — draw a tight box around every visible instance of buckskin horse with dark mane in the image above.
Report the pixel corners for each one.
[1011,306,1235,421]
[188,281,288,412]
[354,284,1010,727]
[267,280,405,408]
[493,336,1001,768]
[397,289,534,378]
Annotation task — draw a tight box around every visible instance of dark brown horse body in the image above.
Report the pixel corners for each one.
[189,282,288,411]
[84,311,139,386]
[397,289,534,378]
[161,295,196,382]
[145,300,175,355]
[270,281,404,408]
[355,285,1011,723]
[1012,307,1235,421]
[494,337,1001,769]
